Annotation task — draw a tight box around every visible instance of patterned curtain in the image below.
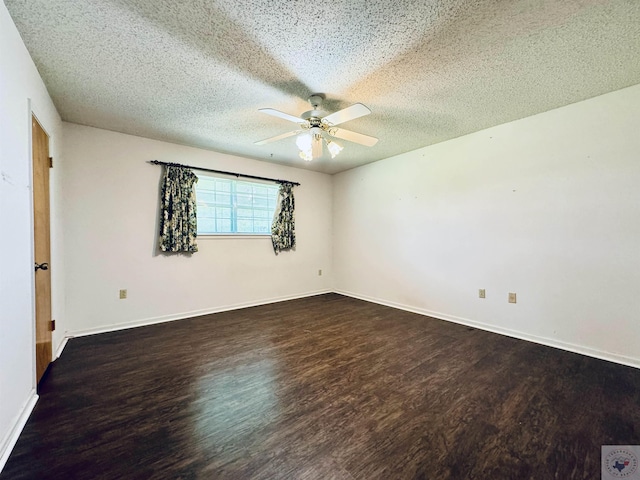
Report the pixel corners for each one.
[271,182,295,254]
[158,166,199,253]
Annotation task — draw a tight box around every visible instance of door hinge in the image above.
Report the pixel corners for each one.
[50,319,56,331]
[49,157,53,168]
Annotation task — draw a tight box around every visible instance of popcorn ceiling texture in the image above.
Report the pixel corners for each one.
[6,0,640,174]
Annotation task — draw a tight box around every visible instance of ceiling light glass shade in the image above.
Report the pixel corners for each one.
[298,149,313,162]
[326,140,343,158]
[296,133,313,161]
[296,133,312,151]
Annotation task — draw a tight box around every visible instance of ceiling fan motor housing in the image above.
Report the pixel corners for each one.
[301,110,325,123]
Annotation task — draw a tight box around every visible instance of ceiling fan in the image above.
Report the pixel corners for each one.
[255,95,378,161]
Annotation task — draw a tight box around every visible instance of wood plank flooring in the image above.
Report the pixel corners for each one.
[3,293,640,479]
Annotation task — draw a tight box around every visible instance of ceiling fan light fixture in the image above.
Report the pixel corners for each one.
[298,149,313,162]
[257,95,378,162]
[295,132,312,151]
[296,133,313,161]
[326,140,343,158]
[296,129,326,161]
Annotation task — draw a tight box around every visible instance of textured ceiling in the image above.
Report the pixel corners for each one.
[5,0,640,174]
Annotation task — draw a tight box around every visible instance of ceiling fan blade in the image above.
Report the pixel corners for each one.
[330,128,378,147]
[259,108,305,124]
[254,130,300,145]
[322,103,371,126]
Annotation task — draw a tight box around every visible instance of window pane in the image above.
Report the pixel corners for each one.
[216,207,231,218]
[254,220,270,233]
[199,205,216,217]
[195,174,279,234]
[237,208,254,218]
[237,193,252,206]
[236,183,252,193]
[198,217,216,233]
[254,209,270,219]
[237,219,253,233]
[217,219,232,232]
[215,192,231,204]
[197,192,216,204]
[253,196,268,208]
[216,180,232,192]
[198,176,216,188]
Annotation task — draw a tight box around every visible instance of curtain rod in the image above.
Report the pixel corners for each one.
[148,160,300,186]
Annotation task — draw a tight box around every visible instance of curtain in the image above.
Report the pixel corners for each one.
[271,182,295,254]
[158,166,199,253]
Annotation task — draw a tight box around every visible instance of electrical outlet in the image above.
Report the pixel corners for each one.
[318,269,322,276]
[479,289,486,298]
[508,292,517,304]
[119,289,127,299]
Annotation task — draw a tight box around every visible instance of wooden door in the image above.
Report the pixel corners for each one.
[32,115,52,383]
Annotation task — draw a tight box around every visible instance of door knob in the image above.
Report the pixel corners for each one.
[35,262,49,271]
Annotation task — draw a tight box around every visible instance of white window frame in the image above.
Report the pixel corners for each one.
[195,173,279,237]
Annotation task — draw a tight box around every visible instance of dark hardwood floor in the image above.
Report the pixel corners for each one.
[3,293,640,479]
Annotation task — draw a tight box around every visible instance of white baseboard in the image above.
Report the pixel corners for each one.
[69,289,332,338]
[0,390,38,474]
[54,335,69,359]
[65,287,640,369]
[335,289,640,370]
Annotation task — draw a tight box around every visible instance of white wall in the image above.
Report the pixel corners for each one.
[333,84,640,367]
[0,2,65,470]
[62,123,332,334]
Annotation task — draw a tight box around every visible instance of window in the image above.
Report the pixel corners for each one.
[195,174,279,235]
